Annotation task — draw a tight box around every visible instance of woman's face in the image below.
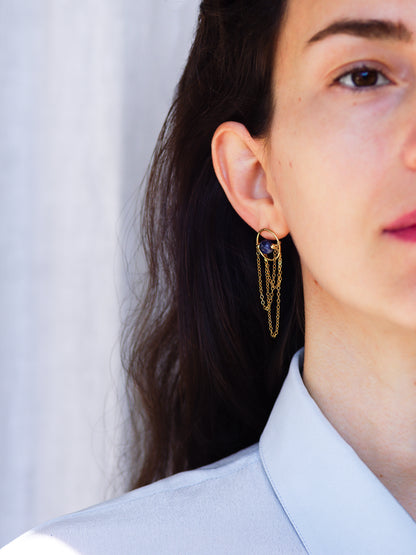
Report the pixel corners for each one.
[267,0,416,331]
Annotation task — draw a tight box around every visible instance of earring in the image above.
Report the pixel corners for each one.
[256,228,282,338]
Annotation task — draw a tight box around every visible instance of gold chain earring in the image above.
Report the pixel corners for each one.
[256,228,282,338]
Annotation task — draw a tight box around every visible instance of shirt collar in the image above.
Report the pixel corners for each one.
[259,348,416,554]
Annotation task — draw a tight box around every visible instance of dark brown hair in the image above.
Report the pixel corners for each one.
[121,0,304,490]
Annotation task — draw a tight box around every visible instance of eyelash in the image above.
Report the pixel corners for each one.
[333,65,392,90]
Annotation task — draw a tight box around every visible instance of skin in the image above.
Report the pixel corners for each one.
[212,0,416,520]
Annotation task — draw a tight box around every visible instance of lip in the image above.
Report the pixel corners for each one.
[384,209,416,242]
[384,226,416,242]
[384,209,416,232]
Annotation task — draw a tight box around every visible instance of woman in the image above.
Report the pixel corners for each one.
[3,0,416,552]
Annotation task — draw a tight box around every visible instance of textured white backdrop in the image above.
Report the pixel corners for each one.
[0,0,199,545]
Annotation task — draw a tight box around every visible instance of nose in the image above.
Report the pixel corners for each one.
[402,118,416,171]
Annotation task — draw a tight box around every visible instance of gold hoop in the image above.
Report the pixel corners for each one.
[256,228,281,261]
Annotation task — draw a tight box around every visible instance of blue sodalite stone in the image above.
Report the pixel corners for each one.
[259,240,274,255]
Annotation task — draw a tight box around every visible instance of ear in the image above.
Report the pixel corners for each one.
[211,121,289,238]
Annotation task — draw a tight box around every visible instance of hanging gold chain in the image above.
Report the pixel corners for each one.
[256,232,282,338]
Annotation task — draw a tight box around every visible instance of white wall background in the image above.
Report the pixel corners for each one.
[0,0,199,546]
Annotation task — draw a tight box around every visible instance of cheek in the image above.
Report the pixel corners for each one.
[270,128,355,241]
[268,108,393,286]
[270,101,394,233]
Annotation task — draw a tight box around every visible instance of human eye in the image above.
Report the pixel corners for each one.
[334,65,392,90]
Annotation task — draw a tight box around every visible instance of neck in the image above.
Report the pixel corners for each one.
[302,288,416,521]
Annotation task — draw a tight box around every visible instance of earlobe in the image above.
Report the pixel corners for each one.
[211,121,289,237]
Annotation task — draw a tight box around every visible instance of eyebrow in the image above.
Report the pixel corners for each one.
[306,19,413,46]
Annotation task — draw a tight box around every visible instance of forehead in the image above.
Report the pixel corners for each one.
[279,0,416,51]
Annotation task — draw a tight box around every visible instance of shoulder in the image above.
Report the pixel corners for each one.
[2,444,305,554]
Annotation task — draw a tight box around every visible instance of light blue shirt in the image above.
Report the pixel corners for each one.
[3,349,416,554]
